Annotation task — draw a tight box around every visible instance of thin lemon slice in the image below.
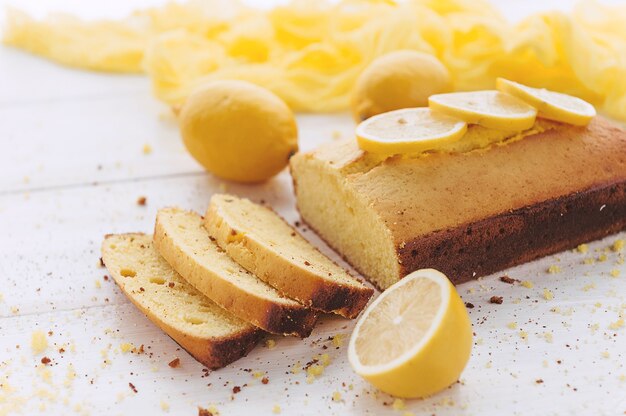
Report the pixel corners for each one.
[496,78,596,126]
[348,269,472,398]
[355,108,467,155]
[429,90,537,131]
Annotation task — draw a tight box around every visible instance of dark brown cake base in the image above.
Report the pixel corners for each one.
[397,181,626,286]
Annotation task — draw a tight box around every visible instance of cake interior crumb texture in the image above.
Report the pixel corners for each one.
[290,117,626,289]
[153,207,317,337]
[205,194,373,318]
[101,234,261,368]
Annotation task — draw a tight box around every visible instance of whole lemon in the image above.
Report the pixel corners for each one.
[351,50,452,121]
[179,80,298,183]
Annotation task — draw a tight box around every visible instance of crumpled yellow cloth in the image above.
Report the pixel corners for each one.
[4,0,626,120]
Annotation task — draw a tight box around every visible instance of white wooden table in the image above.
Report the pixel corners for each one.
[0,2,625,415]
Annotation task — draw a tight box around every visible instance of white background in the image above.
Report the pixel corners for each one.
[0,1,625,415]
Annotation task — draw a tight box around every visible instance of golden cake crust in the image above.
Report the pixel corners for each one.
[350,117,626,245]
[291,117,626,289]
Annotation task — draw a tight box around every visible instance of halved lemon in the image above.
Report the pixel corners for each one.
[429,90,537,131]
[496,78,596,126]
[355,108,467,155]
[348,269,473,399]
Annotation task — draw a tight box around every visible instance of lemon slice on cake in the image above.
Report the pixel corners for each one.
[496,78,596,126]
[355,108,467,154]
[348,269,473,398]
[429,90,537,131]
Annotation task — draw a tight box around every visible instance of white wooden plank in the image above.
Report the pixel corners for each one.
[0,170,624,414]
[0,56,354,193]
[1,0,625,414]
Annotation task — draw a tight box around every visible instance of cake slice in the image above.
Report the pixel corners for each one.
[101,234,262,369]
[290,117,626,289]
[153,207,317,337]
[204,194,374,318]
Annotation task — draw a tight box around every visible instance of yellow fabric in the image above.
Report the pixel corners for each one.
[3,0,626,120]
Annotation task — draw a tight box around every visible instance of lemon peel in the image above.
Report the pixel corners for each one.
[496,78,595,125]
[348,268,472,398]
[179,80,298,183]
[351,50,451,121]
[429,91,537,131]
[356,108,467,155]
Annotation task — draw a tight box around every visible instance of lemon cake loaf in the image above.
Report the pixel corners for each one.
[204,194,374,318]
[153,207,317,337]
[101,234,262,369]
[290,117,626,289]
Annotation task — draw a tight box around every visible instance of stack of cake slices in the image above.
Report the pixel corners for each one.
[101,194,373,369]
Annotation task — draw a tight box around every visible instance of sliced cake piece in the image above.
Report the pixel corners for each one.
[153,207,317,337]
[204,194,374,318]
[101,234,262,369]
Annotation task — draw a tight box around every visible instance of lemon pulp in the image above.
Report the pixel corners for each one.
[355,108,467,155]
[496,78,596,126]
[348,269,473,398]
[429,90,537,131]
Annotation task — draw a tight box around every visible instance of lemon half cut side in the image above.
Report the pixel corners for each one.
[348,269,473,399]
[355,108,467,155]
[496,78,596,126]
[429,90,537,131]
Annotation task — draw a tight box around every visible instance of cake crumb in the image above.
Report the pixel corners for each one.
[507,322,518,330]
[272,404,281,414]
[137,196,147,206]
[610,269,620,278]
[95,279,102,289]
[489,296,503,304]
[597,254,608,262]
[160,401,170,412]
[543,332,553,343]
[576,244,589,254]
[601,351,610,358]
[392,398,406,410]
[31,331,48,354]
[120,343,134,353]
[499,275,518,284]
[612,239,624,252]
[521,280,534,289]
[143,144,153,154]
[307,364,324,378]
[331,334,344,348]
[265,339,276,349]
[583,257,595,265]
[519,331,528,340]
[331,391,342,402]
[543,289,554,300]
[290,362,302,374]
[198,406,219,416]
[168,358,180,368]
[609,318,624,330]
[547,265,561,274]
